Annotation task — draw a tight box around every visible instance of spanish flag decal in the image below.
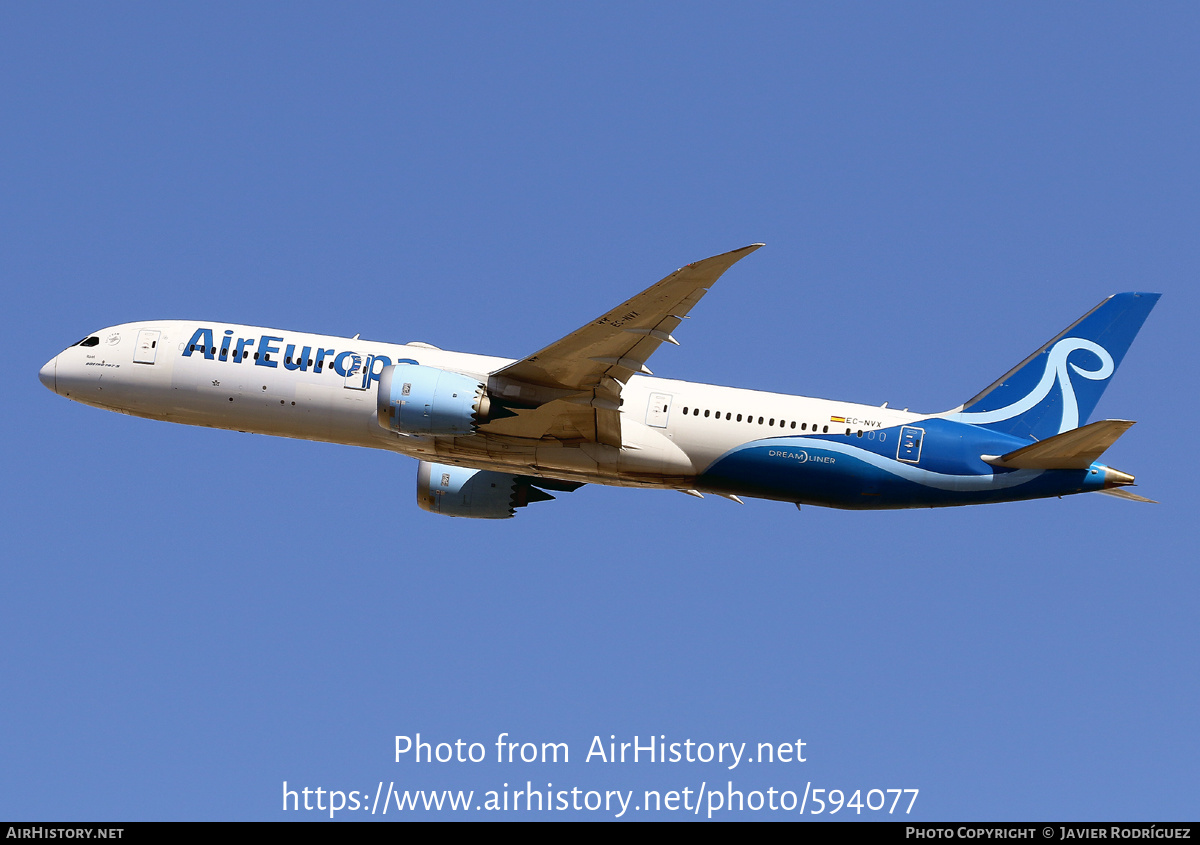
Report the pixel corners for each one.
[830,415,846,423]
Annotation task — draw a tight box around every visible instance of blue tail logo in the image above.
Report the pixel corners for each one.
[944,293,1159,441]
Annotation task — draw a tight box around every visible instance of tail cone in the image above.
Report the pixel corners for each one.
[1104,467,1136,488]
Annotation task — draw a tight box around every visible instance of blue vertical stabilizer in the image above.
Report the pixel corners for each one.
[944,293,1160,440]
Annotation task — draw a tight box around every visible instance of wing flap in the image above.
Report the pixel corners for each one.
[479,400,594,441]
[477,399,624,447]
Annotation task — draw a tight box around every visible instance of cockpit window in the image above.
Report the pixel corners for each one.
[76,337,100,347]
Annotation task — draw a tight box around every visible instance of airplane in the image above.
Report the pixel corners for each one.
[38,245,1160,518]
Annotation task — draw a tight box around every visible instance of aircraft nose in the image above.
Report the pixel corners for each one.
[38,356,56,393]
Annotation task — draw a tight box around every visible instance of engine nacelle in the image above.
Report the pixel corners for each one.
[416,461,556,519]
[377,364,490,436]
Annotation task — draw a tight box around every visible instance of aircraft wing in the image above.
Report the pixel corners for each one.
[481,244,763,447]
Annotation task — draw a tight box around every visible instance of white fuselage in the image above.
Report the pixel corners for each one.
[42,320,921,493]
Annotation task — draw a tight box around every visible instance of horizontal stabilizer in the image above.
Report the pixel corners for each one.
[984,419,1135,470]
[1095,487,1158,503]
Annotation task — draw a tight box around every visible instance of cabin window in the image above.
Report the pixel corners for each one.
[704,410,710,418]
[790,421,796,429]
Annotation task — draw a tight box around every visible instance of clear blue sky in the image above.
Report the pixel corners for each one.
[3,3,1197,820]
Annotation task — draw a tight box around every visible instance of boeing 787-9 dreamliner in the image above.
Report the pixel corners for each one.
[39,245,1159,518]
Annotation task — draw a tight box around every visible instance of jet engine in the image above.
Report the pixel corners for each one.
[377,364,490,436]
[416,460,583,519]
[416,461,551,519]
